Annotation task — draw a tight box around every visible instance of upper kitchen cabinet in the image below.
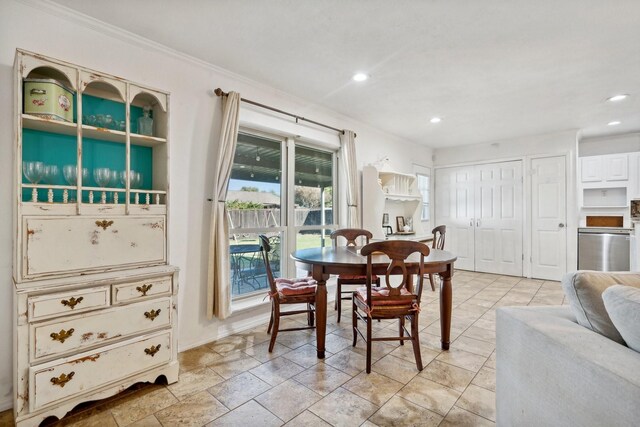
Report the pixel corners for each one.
[16,50,169,217]
[580,154,629,187]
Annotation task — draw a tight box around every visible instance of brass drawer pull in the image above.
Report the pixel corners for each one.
[61,297,84,309]
[136,284,153,296]
[51,371,75,388]
[144,344,161,357]
[95,220,114,230]
[144,309,161,321]
[50,328,75,343]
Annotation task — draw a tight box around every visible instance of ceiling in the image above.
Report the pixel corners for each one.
[52,0,640,148]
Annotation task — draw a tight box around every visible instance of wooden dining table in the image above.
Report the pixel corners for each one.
[291,246,457,359]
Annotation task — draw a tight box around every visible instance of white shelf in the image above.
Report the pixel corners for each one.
[581,205,628,209]
[385,194,421,202]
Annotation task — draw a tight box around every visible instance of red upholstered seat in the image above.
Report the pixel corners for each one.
[355,286,415,306]
[275,277,317,296]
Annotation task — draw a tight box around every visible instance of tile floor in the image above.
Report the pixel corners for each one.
[0,271,566,426]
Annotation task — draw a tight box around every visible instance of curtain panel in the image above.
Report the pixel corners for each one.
[340,130,360,228]
[207,91,241,320]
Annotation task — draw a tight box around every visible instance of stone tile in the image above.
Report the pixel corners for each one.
[237,326,273,346]
[457,384,497,421]
[206,399,283,427]
[473,318,496,331]
[369,395,443,427]
[282,343,332,368]
[441,406,495,426]
[342,371,404,406]
[255,379,322,422]
[462,325,496,343]
[155,391,228,426]
[127,415,163,427]
[293,363,352,396]
[208,335,252,353]
[436,348,487,372]
[484,351,497,370]
[111,387,178,426]
[308,387,379,426]
[388,342,440,366]
[244,340,292,363]
[324,348,366,376]
[168,367,225,400]
[419,359,476,392]
[208,350,262,379]
[453,336,495,357]
[61,410,118,427]
[274,330,315,349]
[472,367,496,392]
[397,376,461,416]
[284,410,331,426]
[208,371,272,410]
[315,333,353,354]
[371,354,421,384]
[250,357,306,386]
[178,345,221,374]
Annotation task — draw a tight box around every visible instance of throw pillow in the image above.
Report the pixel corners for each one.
[561,271,640,344]
[602,285,640,352]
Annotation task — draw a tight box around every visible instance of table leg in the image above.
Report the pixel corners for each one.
[439,265,453,350]
[313,265,327,359]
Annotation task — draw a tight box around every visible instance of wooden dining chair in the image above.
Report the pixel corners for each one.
[352,240,430,373]
[427,225,446,291]
[330,228,380,323]
[258,235,316,352]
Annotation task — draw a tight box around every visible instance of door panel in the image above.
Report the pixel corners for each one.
[531,156,567,280]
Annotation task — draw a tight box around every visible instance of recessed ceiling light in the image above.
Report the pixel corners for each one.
[607,94,628,102]
[608,121,621,126]
[352,73,368,82]
[430,117,442,124]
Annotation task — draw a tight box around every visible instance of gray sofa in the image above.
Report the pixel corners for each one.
[496,305,640,427]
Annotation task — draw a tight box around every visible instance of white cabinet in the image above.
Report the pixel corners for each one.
[362,166,425,240]
[580,154,629,186]
[13,50,178,426]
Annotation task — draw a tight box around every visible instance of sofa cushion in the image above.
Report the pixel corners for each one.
[561,271,640,344]
[603,285,640,352]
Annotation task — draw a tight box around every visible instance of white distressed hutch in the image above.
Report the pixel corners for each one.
[13,50,178,426]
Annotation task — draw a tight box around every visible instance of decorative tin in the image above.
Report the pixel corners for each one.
[24,78,74,122]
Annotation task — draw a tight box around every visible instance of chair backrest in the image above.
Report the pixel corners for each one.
[360,240,430,304]
[431,225,446,250]
[330,228,373,247]
[258,235,277,294]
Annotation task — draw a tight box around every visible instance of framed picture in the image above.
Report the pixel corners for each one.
[396,216,405,231]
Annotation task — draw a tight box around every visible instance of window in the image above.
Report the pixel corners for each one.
[227,131,338,298]
[417,173,430,222]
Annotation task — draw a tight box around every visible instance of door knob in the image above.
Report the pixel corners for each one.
[559,223,565,228]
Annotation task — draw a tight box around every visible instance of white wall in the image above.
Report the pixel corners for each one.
[579,132,640,157]
[0,0,432,409]
[433,130,580,278]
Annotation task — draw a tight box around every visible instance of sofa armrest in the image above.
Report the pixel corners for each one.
[496,306,640,427]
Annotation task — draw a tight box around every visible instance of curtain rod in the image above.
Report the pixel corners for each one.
[214,88,354,137]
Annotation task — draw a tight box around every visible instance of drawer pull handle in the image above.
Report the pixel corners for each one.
[50,328,75,343]
[51,371,75,388]
[144,309,161,321]
[136,284,153,296]
[61,297,84,309]
[95,220,114,230]
[144,344,161,357]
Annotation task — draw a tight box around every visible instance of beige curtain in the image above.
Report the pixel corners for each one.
[340,130,360,228]
[207,91,241,320]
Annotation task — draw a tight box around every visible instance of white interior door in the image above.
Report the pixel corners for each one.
[435,166,475,270]
[531,156,567,280]
[474,161,523,276]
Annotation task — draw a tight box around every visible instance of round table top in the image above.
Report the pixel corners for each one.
[291,246,456,267]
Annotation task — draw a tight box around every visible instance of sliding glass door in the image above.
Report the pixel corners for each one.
[227,131,338,298]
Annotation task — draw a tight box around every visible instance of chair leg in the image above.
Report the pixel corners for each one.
[268,302,280,353]
[429,274,436,292]
[336,283,342,323]
[411,314,423,371]
[352,296,358,347]
[399,316,405,345]
[267,309,274,334]
[366,313,373,374]
[334,282,339,311]
[308,303,315,326]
